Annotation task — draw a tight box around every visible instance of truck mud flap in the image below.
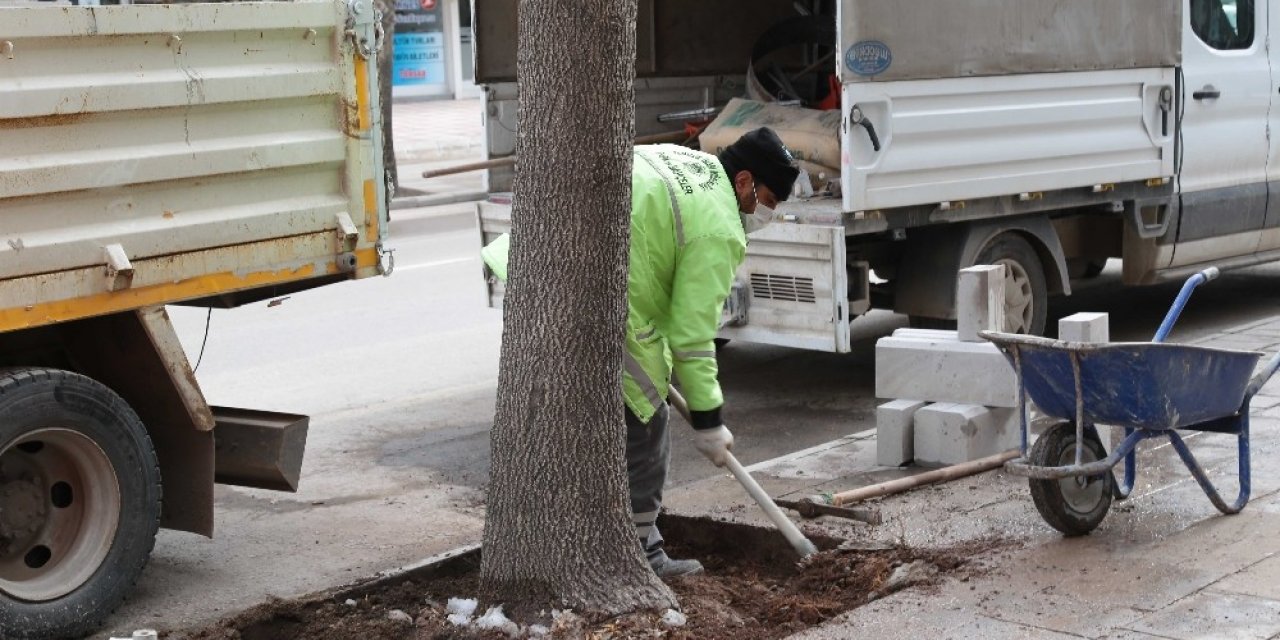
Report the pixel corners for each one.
[212,406,309,493]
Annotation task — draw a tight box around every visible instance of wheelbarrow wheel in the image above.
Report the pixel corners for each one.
[1028,422,1113,536]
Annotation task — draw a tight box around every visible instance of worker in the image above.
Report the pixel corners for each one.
[481,127,800,577]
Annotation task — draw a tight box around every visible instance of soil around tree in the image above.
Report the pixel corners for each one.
[172,515,1011,640]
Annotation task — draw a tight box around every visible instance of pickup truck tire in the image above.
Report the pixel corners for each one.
[0,368,161,640]
[976,233,1048,336]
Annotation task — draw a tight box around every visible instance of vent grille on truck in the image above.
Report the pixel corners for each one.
[750,273,816,304]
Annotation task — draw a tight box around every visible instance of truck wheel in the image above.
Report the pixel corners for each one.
[0,368,161,640]
[976,233,1048,335]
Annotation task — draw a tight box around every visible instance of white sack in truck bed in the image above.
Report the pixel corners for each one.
[701,98,841,177]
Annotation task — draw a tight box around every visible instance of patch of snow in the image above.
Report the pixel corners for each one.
[475,605,521,636]
[446,597,479,617]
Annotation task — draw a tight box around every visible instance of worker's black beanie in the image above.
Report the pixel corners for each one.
[717,127,801,202]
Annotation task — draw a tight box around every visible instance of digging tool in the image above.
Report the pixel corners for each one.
[773,498,882,525]
[666,387,819,558]
[807,449,1020,508]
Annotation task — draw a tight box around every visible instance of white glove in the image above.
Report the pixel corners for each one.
[694,425,735,467]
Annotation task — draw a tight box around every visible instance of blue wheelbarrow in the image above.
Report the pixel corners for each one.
[981,267,1280,535]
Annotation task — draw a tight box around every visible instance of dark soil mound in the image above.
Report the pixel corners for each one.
[174,516,1006,640]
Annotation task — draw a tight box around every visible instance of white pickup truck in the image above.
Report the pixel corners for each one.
[0,1,388,637]
[475,0,1274,349]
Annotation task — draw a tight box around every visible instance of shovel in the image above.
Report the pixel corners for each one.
[666,387,818,558]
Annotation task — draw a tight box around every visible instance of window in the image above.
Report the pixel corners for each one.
[1191,0,1255,50]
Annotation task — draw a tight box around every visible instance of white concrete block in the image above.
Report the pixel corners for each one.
[957,265,1006,342]
[877,399,927,466]
[889,328,960,342]
[913,403,943,466]
[914,402,1020,466]
[1059,312,1110,343]
[875,337,1019,407]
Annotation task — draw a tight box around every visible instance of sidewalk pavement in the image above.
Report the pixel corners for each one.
[666,316,1280,640]
[391,98,486,200]
[388,98,1280,638]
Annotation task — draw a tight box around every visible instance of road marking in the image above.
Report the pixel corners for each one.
[397,257,474,272]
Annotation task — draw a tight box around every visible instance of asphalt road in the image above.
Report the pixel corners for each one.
[103,205,1280,635]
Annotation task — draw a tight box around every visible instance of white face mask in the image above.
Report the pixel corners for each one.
[740,186,776,234]
[741,205,775,234]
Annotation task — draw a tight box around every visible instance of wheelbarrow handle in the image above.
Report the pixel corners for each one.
[1247,351,1280,399]
[1153,267,1219,343]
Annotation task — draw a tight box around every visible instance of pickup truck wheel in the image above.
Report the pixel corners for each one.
[976,233,1048,336]
[0,368,161,640]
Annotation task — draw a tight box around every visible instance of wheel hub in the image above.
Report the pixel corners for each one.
[0,475,47,548]
[1056,445,1106,512]
[995,258,1035,334]
[0,429,121,602]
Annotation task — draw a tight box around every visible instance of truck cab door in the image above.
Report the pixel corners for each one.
[1174,0,1270,266]
[1261,0,1280,253]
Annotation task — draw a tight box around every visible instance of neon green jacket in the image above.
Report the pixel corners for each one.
[481,144,746,425]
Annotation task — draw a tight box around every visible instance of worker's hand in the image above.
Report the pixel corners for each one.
[693,425,735,467]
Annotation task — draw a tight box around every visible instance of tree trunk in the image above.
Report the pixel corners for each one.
[479,0,677,616]
[374,0,397,196]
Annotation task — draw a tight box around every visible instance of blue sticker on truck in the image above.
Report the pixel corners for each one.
[845,40,892,77]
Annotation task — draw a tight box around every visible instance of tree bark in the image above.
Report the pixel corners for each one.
[479,0,677,616]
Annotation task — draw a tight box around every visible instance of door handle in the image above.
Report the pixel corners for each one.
[1193,86,1221,100]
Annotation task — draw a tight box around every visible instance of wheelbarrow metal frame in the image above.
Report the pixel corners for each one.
[983,267,1280,516]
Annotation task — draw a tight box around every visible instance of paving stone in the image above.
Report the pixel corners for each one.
[913,403,1019,466]
[1213,555,1280,601]
[787,590,1080,640]
[957,265,1005,342]
[1097,632,1184,639]
[1125,591,1280,640]
[876,337,1019,407]
[1249,394,1280,411]
[1193,336,1280,354]
[1059,312,1110,343]
[877,399,926,467]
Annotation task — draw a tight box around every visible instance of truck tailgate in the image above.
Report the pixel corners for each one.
[842,68,1176,213]
[0,0,387,331]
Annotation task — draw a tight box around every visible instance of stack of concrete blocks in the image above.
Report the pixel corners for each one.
[875,262,1113,467]
[876,265,1019,467]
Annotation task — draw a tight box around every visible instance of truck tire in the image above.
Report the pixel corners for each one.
[0,368,161,640]
[976,233,1048,336]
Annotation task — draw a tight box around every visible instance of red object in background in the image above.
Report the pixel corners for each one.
[419,0,436,9]
[816,74,841,111]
